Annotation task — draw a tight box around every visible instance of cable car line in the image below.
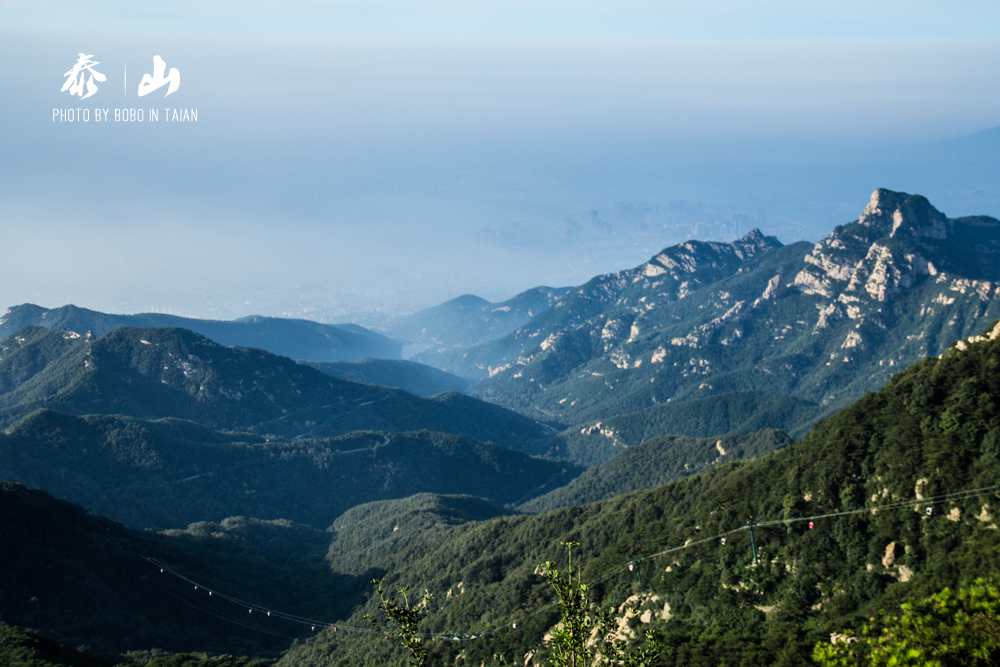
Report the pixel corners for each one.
[140,481,1000,644]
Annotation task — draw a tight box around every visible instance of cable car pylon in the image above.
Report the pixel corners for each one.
[744,519,759,565]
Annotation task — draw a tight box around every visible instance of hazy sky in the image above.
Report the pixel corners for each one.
[2,1,999,324]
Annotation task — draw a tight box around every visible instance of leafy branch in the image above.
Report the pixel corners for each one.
[813,578,1000,667]
[536,542,661,667]
[364,577,433,667]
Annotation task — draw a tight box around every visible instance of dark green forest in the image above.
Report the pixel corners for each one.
[0,411,574,529]
[278,321,1000,666]
[3,208,1000,667]
[0,320,1000,665]
[554,393,815,465]
[522,428,792,512]
[4,319,996,666]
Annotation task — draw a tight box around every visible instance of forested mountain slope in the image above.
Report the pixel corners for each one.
[520,428,793,513]
[0,481,342,658]
[3,320,999,666]
[419,228,784,383]
[0,411,574,529]
[552,391,822,465]
[302,357,470,396]
[280,319,1000,666]
[0,325,548,449]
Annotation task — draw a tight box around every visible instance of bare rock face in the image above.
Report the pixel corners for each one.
[753,274,787,308]
[793,189,945,305]
[882,541,902,568]
[844,243,938,302]
[858,188,950,241]
[731,228,778,258]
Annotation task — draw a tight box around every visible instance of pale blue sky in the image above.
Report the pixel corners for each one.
[5,1,1000,39]
[1,1,999,323]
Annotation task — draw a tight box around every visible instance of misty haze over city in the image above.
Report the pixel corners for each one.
[2,1,999,329]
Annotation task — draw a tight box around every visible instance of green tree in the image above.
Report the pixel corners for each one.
[813,578,1000,667]
[364,544,661,667]
[364,578,433,667]
[535,542,661,667]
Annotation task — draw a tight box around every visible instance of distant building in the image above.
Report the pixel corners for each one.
[564,217,582,246]
[613,201,634,221]
[731,212,751,238]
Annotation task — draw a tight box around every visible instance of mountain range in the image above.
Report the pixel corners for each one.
[0,304,402,362]
[387,287,572,351]
[407,189,1000,458]
[278,318,1000,666]
[6,315,995,666]
[0,325,547,448]
[2,188,1000,666]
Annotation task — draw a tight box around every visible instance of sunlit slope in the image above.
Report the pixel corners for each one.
[552,391,822,465]
[419,228,785,383]
[281,320,1000,666]
[421,191,1000,436]
[520,428,793,513]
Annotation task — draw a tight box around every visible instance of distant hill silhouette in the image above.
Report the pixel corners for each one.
[0,304,402,361]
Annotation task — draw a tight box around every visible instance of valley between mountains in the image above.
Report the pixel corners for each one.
[1,189,999,666]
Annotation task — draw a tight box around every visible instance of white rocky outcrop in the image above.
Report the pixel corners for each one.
[792,267,833,297]
[670,300,747,348]
[841,330,863,349]
[814,302,842,330]
[859,188,949,240]
[952,320,1000,352]
[840,244,938,302]
[792,190,957,329]
[753,274,787,308]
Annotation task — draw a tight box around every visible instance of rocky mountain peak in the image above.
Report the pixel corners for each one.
[730,228,780,257]
[858,188,949,240]
[790,189,959,302]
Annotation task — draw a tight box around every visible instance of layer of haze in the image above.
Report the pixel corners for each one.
[2,1,999,325]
